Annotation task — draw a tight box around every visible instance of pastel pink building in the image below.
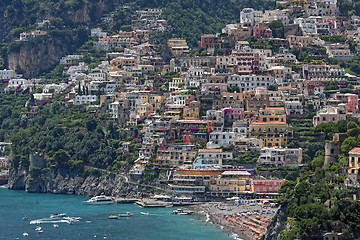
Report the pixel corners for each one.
[313,104,347,127]
[253,23,272,39]
[333,93,358,113]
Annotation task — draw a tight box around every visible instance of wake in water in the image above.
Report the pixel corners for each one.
[30,217,80,225]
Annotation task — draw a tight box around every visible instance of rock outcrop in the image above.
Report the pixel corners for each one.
[8,35,73,78]
[8,167,151,198]
[262,201,291,240]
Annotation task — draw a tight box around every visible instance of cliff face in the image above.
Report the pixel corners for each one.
[262,202,291,240]
[8,36,72,78]
[8,167,149,198]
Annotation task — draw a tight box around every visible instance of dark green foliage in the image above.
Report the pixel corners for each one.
[1,93,136,170]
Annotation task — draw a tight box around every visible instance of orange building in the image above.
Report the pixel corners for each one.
[251,179,285,194]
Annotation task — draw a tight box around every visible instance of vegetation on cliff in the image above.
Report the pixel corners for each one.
[0,91,139,172]
[276,118,360,239]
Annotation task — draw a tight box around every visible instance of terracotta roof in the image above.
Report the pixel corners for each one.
[349,147,360,154]
[222,171,251,176]
[158,150,182,152]
[264,107,285,110]
[198,149,222,153]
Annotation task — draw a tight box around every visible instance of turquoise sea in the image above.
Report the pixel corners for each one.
[0,188,232,240]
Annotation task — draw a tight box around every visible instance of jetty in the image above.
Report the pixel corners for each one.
[135,199,173,208]
[114,198,139,204]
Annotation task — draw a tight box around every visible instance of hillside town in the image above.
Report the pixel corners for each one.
[1,1,360,239]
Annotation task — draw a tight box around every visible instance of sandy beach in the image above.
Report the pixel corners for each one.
[187,202,278,240]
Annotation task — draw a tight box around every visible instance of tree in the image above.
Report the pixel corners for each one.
[54,149,71,167]
[268,20,284,38]
[341,137,357,153]
[347,121,359,130]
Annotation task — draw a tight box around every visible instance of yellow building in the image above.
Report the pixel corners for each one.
[210,171,252,197]
[348,148,360,174]
[258,107,286,122]
[154,149,197,166]
[183,101,200,120]
[249,122,290,147]
[136,103,153,118]
[167,39,190,56]
[250,107,290,147]
[169,78,185,91]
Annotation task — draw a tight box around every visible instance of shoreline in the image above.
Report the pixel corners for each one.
[186,203,254,240]
[186,202,278,240]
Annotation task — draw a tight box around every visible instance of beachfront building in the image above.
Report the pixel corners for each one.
[169,169,222,194]
[210,170,252,197]
[193,149,233,169]
[250,178,285,194]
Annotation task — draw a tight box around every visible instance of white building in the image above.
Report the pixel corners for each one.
[33,93,53,100]
[7,79,30,88]
[60,55,84,64]
[91,28,108,38]
[258,147,302,166]
[240,8,263,27]
[294,18,318,35]
[75,95,98,105]
[227,74,275,92]
[0,69,15,80]
[193,149,233,169]
[208,132,236,148]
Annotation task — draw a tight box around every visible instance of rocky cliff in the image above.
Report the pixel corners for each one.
[8,35,73,78]
[8,167,151,198]
[261,201,291,240]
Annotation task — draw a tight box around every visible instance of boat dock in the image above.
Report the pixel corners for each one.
[114,198,139,204]
[135,199,173,208]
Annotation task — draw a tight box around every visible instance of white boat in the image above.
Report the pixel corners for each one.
[141,212,149,215]
[23,233,28,237]
[35,226,43,233]
[85,196,114,205]
[50,213,67,218]
[53,224,59,228]
[118,212,133,217]
[172,209,193,215]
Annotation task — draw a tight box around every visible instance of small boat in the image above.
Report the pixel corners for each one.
[172,209,193,215]
[22,233,28,237]
[141,212,149,215]
[23,215,28,220]
[53,224,59,228]
[50,213,67,218]
[35,226,43,233]
[118,212,133,217]
[63,216,81,221]
[85,196,114,205]
[108,215,118,219]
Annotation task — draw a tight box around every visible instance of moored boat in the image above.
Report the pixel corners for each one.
[108,215,118,219]
[50,213,67,218]
[118,212,133,217]
[172,209,193,215]
[85,196,114,205]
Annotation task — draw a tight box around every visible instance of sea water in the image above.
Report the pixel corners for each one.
[0,188,232,240]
